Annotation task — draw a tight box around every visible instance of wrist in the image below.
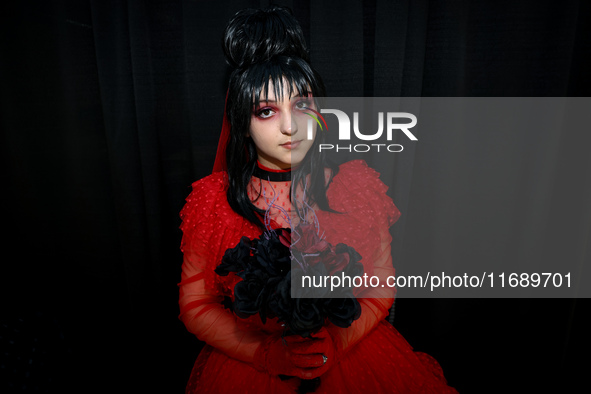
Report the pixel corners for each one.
[253,336,273,373]
[324,324,345,360]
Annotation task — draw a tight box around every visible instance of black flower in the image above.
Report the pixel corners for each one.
[216,225,363,338]
[215,236,252,276]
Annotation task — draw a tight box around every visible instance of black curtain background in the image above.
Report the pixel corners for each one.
[1,0,590,392]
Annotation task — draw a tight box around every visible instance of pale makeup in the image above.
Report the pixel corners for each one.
[248,80,317,170]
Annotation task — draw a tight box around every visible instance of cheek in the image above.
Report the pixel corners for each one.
[248,129,274,154]
[248,123,263,144]
[305,138,315,152]
[249,118,277,142]
[297,117,317,142]
[294,113,311,132]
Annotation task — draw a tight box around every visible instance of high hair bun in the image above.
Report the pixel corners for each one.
[222,6,309,69]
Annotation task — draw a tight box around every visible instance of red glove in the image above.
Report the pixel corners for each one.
[254,328,336,379]
[290,328,336,377]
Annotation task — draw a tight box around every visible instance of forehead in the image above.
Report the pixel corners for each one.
[254,77,309,103]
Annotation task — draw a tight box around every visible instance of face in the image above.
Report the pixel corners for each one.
[248,80,317,170]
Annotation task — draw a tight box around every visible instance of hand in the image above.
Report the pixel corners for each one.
[254,329,336,379]
[289,328,335,379]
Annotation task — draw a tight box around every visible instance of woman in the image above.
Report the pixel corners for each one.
[178,6,457,393]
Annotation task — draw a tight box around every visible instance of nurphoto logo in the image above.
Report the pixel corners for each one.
[305,107,418,153]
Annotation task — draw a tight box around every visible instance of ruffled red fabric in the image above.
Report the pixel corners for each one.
[318,160,400,284]
[179,171,259,294]
[185,322,455,393]
[178,160,458,393]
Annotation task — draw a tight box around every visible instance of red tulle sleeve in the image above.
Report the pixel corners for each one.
[178,173,268,364]
[320,160,401,357]
[179,161,401,369]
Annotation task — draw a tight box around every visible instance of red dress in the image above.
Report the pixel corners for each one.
[178,160,457,393]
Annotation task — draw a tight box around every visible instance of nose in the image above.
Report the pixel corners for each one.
[280,111,297,135]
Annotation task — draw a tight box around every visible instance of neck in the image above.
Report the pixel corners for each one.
[254,160,292,181]
[256,160,291,173]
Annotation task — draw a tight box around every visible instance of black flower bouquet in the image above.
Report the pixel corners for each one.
[215,221,363,392]
[215,223,363,338]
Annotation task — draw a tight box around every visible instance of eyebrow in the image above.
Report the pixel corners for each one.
[256,95,308,103]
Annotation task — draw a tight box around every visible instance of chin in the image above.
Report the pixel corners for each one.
[290,151,310,167]
[289,157,304,167]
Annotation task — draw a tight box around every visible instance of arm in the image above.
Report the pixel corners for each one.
[178,251,266,364]
[286,226,395,378]
[326,228,395,355]
[323,160,400,360]
[178,176,328,378]
[179,242,329,378]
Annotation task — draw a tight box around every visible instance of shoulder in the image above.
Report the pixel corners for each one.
[330,159,386,193]
[180,171,259,231]
[338,159,376,176]
[327,160,401,226]
[183,171,227,207]
[179,171,260,253]
[188,171,227,196]
[180,171,231,224]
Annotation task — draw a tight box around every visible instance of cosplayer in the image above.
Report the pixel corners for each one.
[178,6,457,393]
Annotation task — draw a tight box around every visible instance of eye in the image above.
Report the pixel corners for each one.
[256,107,275,119]
[294,99,312,111]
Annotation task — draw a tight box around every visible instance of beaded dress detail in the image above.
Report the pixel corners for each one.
[178,160,457,393]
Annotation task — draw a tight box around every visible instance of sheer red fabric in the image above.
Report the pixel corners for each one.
[178,160,458,393]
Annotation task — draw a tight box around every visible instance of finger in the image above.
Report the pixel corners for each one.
[289,338,327,355]
[291,368,318,380]
[290,353,325,369]
[282,335,312,344]
[295,365,330,380]
[310,329,329,339]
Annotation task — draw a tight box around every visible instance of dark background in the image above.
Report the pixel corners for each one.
[1,0,590,392]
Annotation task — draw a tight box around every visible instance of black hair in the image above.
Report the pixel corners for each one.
[222,6,335,229]
[222,5,310,68]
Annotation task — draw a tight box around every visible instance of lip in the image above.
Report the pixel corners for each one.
[280,140,302,149]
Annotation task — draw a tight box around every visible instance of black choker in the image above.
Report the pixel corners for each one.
[253,165,292,182]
